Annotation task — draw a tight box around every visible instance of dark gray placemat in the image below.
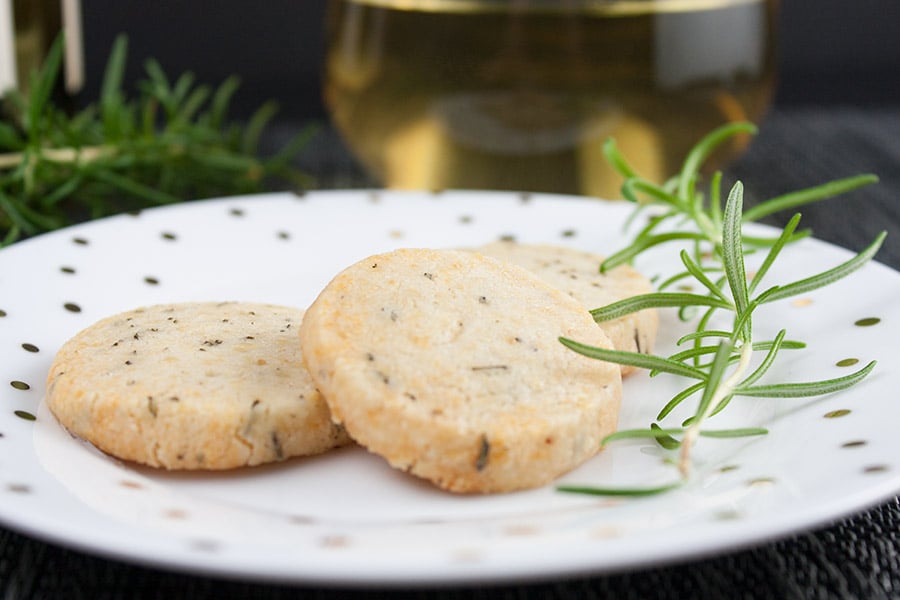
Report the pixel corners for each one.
[3,106,899,599]
[728,107,900,269]
[2,500,900,598]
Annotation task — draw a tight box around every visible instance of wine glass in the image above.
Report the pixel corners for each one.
[323,0,778,198]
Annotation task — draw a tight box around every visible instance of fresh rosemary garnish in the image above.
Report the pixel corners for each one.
[559,122,885,496]
[0,35,314,246]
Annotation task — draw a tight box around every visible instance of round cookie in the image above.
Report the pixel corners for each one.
[471,241,658,376]
[299,248,622,494]
[46,302,351,470]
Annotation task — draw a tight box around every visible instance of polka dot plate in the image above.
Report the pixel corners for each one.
[1,190,898,585]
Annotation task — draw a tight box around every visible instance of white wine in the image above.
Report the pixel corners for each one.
[324,0,777,197]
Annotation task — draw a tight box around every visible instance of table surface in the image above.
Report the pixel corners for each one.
[2,105,900,599]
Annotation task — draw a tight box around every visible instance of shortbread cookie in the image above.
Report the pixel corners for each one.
[300,248,622,494]
[46,302,350,470]
[472,241,658,375]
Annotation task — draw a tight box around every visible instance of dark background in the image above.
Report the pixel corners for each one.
[5,3,900,598]
[74,0,900,121]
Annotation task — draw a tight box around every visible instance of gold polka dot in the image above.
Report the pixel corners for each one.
[190,539,220,552]
[502,524,539,536]
[825,409,851,419]
[714,510,742,521]
[855,317,881,327]
[164,509,188,519]
[590,526,621,539]
[597,498,625,508]
[450,548,483,563]
[864,465,889,474]
[410,518,444,525]
[320,535,350,548]
[748,477,776,487]
[289,515,316,525]
[841,440,867,448]
[791,298,814,307]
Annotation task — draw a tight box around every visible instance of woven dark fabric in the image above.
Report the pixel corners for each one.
[2,107,899,599]
[728,107,900,269]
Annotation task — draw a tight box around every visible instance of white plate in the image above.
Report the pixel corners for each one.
[0,190,897,586]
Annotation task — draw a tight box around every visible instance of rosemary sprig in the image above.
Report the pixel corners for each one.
[559,122,884,497]
[0,34,314,246]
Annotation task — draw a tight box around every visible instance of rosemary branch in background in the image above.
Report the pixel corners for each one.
[0,34,315,246]
[559,122,885,497]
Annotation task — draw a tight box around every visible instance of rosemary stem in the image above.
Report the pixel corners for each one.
[679,340,755,476]
[0,145,113,169]
[1,33,312,246]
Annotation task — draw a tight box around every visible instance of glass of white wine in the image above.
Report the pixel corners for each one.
[323,0,778,198]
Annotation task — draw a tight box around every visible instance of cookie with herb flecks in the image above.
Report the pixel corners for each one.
[46,302,350,469]
[299,248,622,494]
[471,241,658,376]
